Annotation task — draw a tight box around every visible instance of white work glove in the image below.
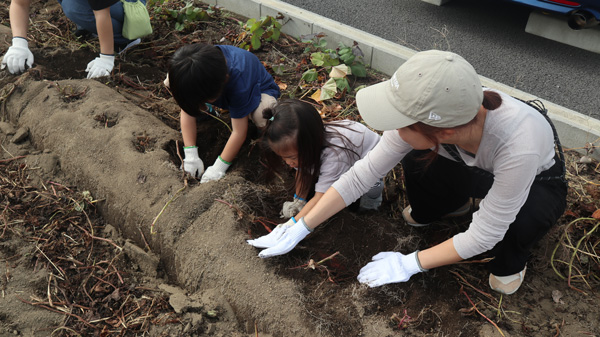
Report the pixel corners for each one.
[280,194,307,218]
[1,37,34,74]
[247,217,296,249]
[258,217,311,258]
[200,156,231,183]
[357,251,426,287]
[182,146,204,178]
[86,54,114,79]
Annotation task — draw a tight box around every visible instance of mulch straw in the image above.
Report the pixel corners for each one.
[0,159,178,335]
[551,149,600,296]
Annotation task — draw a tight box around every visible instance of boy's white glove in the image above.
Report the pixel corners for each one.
[280,195,307,218]
[1,37,34,74]
[258,218,311,258]
[86,54,114,79]
[200,156,230,183]
[357,251,425,287]
[182,146,204,178]
[246,218,295,249]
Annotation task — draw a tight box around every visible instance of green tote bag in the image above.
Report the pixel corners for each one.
[121,0,153,40]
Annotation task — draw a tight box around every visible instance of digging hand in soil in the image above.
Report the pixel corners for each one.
[86,53,114,78]
[247,218,296,249]
[1,37,33,74]
[280,195,307,218]
[200,156,230,183]
[182,146,205,178]
[258,218,311,258]
[357,251,426,287]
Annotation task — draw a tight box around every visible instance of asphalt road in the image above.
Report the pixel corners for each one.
[280,0,600,120]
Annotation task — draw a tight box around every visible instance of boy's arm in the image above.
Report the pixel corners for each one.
[200,116,248,183]
[85,8,115,78]
[179,110,204,178]
[94,7,114,55]
[220,116,248,163]
[9,0,31,38]
[180,110,198,147]
[2,0,34,74]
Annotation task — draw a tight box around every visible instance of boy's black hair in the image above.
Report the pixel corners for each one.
[261,99,360,198]
[167,44,228,118]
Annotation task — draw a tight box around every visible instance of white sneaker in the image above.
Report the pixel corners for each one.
[118,38,141,55]
[489,266,527,295]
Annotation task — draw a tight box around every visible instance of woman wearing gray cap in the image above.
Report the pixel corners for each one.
[248,50,567,295]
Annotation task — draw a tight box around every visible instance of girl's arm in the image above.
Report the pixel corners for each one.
[293,192,323,220]
[93,7,114,55]
[180,110,198,147]
[303,187,346,230]
[220,116,248,163]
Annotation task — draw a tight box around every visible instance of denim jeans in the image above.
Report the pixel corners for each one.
[57,0,147,45]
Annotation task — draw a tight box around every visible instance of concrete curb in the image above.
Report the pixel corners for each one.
[208,0,600,159]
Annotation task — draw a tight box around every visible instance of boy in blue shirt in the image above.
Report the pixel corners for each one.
[166,44,280,183]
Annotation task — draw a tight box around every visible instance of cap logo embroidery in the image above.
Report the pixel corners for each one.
[428,111,442,121]
[390,75,400,89]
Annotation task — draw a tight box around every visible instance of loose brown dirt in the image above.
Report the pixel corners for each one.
[0,1,599,336]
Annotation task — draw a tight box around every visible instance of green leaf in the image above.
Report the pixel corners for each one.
[261,16,273,27]
[318,39,328,49]
[311,52,325,66]
[301,69,318,82]
[272,28,280,41]
[320,78,338,101]
[250,21,262,33]
[338,47,351,55]
[334,78,350,93]
[251,32,262,50]
[350,64,367,77]
[339,52,355,65]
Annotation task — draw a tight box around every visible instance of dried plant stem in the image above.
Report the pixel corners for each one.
[150,184,186,235]
[459,287,505,337]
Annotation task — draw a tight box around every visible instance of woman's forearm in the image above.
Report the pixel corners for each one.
[417,238,462,270]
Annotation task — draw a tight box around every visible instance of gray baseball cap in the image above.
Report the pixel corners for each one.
[356,50,483,131]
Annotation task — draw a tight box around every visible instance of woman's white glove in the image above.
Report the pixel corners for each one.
[280,195,307,218]
[357,251,425,287]
[246,218,295,249]
[86,54,114,79]
[200,156,230,183]
[1,37,34,74]
[182,146,204,178]
[258,218,311,258]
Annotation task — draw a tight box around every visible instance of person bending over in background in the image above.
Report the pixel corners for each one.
[247,99,382,249]
[250,50,567,295]
[1,0,144,78]
[165,43,280,183]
